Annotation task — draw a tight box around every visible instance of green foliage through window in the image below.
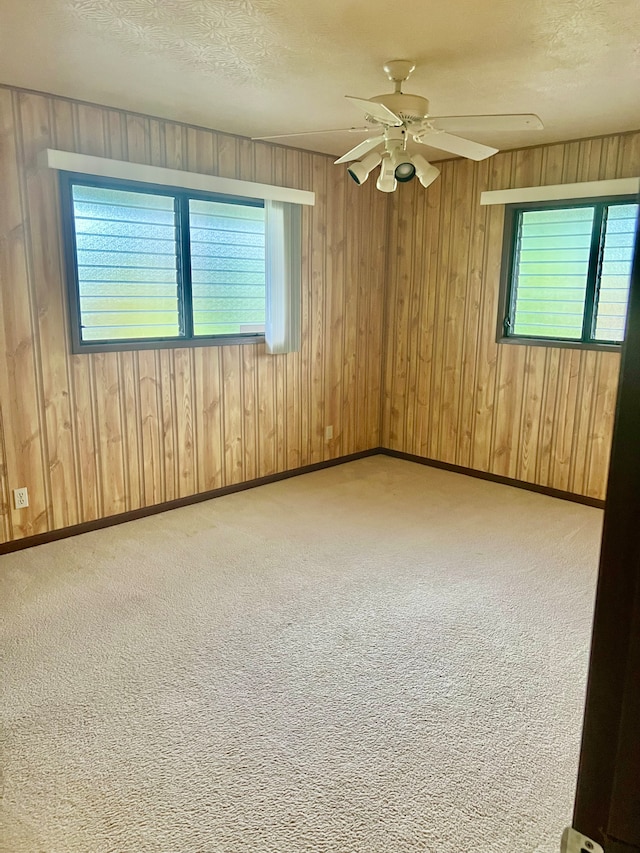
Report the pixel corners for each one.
[503,198,638,346]
[64,176,266,350]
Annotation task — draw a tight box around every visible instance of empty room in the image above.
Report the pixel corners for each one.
[1,1,639,851]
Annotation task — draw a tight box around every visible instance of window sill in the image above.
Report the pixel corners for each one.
[72,334,266,355]
[497,336,622,353]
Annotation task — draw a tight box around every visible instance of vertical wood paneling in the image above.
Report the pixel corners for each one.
[0,78,635,544]
[380,183,399,449]
[429,162,457,461]
[383,130,640,501]
[516,347,547,484]
[585,353,619,498]
[568,350,598,495]
[93,352,126,516]
[467,156,508,472]
[254,144,277,478]
[174,348,196,499]
[342,178,359,456]
[0,405,11,541]
[285,147,302,469]
[271,148,288,473]
[19,93,80,530]
[309,154,327,463]
[442,158,474,465]
[221,345,244,485]
[326,153,346,459]
[136,351,162,506]
[119,350,144,511]
[414,178,443,459]
[240,344,258,483]
[386,187,411,450]
[362,181,389,450]
[0,90,49,538]
[194,346,223,492]
[0,83,387,543]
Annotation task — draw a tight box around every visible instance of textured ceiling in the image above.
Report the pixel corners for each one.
[0,0,639,161]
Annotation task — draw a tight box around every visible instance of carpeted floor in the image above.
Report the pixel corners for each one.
[0,456,602,853]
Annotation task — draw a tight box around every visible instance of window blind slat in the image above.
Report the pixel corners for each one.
[509,201,637,344]
[594,203,638,342]
[511,207,594,339]
[188,199,265,336]
[72,184,181,342]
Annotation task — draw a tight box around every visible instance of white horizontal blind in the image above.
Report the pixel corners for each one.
[594,203,639,342]
[511,207,594,339]
[72,184,180,341]
[189,199,266,337]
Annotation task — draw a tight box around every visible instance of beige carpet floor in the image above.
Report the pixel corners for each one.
[0,456,602,853]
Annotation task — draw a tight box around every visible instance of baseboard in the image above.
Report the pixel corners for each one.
[0,448,383,554]
[380,448,606,509]
[0,445,604,554]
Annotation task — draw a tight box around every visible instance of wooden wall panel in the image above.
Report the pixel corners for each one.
[0,85,387,543]
[382,129,640,501]
[0,89,49,538]
[1,79,636,544]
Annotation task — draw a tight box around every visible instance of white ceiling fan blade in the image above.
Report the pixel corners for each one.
[334,135,385,164]
[252,126,372,141]
[345,96,403,126]
[417,131,498,161]
[428,114,544,133]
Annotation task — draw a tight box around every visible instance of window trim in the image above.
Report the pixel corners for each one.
[496,194,638,352]
[60,171,268,353]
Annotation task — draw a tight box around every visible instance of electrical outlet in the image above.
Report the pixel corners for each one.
[325,425,333,441]
[13,487,29,509]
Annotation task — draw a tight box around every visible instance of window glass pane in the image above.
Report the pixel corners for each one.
[511,207,594,340]
[72,184,180,341]
[594,203,639,342]
[189,199,265,336]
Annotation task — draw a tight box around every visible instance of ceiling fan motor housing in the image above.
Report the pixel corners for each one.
[369,93,429,124]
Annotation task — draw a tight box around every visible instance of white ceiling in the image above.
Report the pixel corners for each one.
[0,0,639,162]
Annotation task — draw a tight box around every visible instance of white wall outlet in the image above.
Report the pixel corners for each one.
[325,425,333,441]
[13,487,29,509]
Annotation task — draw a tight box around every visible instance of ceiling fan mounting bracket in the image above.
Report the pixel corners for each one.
[383,59,417,92]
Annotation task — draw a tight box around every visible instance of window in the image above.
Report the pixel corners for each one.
[499,197,639,348]
[62,174,267,351]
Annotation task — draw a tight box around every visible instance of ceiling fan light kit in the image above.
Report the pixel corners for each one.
[254,60,543,193]
[412,154,440,188]
[376,154,398,193]
[394,157,416,183]
[346,150,382,185]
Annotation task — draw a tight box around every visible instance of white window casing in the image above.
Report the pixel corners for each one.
[43,149,315,207]
[480,177,639,206]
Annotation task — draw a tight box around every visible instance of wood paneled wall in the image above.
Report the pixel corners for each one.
[0,86,387,542]
[382,130,640,500]
[1,82,637,544]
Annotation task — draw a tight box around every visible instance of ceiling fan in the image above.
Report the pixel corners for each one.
[254,60,543,192]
